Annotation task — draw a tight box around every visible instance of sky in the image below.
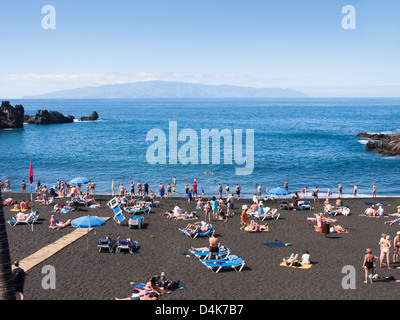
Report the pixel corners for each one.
[0,0,399,98]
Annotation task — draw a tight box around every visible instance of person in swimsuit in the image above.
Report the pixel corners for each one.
[372,183,377,197]
[393,231,400,263]
[312,187,319,204]
[362,248,378,284]
[338,184,343,198]
[207,233,220,260]
[379,235,391,269]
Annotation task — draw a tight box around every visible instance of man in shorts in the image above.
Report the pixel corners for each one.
[208,233,220,260]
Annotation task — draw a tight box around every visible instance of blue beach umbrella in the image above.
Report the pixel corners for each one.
[71,215,106,228]
[69,177,90,186]
[72,215,106,250]
[269,187,290,197]
[269,187,290,208]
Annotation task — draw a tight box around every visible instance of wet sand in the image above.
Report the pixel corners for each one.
[3,192,400,301]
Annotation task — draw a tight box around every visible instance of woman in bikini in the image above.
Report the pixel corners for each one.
[379,235,391,269]
[362,249,378,284]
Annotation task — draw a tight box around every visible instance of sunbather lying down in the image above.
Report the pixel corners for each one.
[283,253,300,266]
[168,212,197,220]
[115,289,157,300]
[283,251,311,267]
[332,225,347,233]
[385,218,400,225]
[241,220,268,232]
[191,245,225,252]
[183,222,210,233]
[307,216,337,223]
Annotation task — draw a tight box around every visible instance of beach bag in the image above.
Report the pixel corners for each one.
[166,280,180,290]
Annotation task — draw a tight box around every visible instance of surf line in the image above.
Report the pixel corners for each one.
[146,121,254,175]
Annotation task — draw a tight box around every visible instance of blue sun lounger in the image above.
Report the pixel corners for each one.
[116,239,138,254]
[204,258,245,273]
[112,205,126,225]
[179,222,214,238]
[107,197,126,225]
[200,255,238,264]
[189,246,230,259]
[125,206,151,215]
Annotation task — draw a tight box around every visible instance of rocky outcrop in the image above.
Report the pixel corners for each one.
[24,110,74,125]
[357,132,400,156]
[0,101,24,129]
[79,111,99,121]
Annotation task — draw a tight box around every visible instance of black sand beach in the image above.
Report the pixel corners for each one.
[3,192,400,301]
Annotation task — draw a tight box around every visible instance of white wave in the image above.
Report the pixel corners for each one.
[357,139,369,145]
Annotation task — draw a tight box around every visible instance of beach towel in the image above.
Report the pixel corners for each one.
[49,209,74,214]
[244,225,269,232]
[3,198,13,206]
[135,282,184,292]
[314,225,348,233]
[280,262,312,269]
[263,242,292,248]
[333,226,349,233]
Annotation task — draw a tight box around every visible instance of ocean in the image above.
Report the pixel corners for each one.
[1,98,400,198]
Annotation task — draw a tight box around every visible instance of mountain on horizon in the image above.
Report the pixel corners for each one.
[23,80,309,99]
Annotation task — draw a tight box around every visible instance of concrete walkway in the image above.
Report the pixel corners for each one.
[19,217,110,271]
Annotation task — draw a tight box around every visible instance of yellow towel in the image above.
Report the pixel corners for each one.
[280,262,312,269]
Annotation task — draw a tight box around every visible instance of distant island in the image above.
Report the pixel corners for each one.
[23,80,309,99]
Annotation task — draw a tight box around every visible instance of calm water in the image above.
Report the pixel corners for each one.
[1,98,400,198]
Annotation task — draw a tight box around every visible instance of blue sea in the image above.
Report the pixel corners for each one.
[1,98,400,198]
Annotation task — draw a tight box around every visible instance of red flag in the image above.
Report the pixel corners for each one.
[29,158,33,184]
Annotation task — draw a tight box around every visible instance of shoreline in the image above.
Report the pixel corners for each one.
[2,189,399,200]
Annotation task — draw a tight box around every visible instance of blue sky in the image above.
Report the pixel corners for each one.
[0,0,399,98]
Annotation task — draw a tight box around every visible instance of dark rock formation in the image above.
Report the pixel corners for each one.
[24,110,74,125]
[79,111,99,121]
[0,101,24,129]
[357,132,400,156]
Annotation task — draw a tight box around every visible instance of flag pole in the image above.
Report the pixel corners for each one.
[29,158,34,233]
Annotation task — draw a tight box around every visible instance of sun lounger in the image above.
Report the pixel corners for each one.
[125,206,151,215]
[204,258,245,273]
[179,223,214,238]
[7,211,40,226]
[200,254,238,264]
[107,198,126,225]
[128,216,144,229]
[111,205,126,224]
[189,246,230,259]
[254,209,279,221]
[297,201,311,210]
[279,201,291,210]
[116,239,138,254]
[248,207,272,219]
[98,238,114,252]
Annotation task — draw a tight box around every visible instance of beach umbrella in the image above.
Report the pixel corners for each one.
[71,215,106,228]
[269,187,290,208]
[69,177,90,186]
[72,215,106,250]
[269,187,290,197]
